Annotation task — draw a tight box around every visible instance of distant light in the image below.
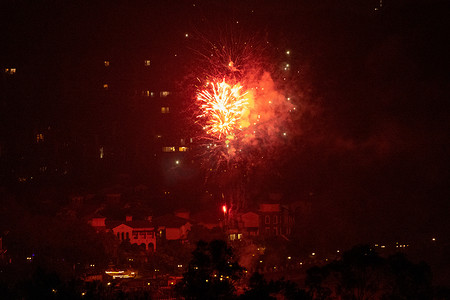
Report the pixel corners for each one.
[185,33,189,38]
[381,245,386,248]
[222,205,227,214]
[175,160,180,165]
[337,250,340,253]
[311,252,315,256]
[287,256,291,260]
[283,132,287,136]
[432,238,436,241]
[286,50,290,55]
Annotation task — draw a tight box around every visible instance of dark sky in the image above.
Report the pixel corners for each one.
[1,0,449,245]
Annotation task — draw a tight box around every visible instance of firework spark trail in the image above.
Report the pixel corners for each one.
[196,79,249,140]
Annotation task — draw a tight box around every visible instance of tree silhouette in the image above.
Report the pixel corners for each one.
[176,240,244,299]
[305,245,433,300]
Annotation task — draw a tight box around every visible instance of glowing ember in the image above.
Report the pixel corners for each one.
[196,79,249,140]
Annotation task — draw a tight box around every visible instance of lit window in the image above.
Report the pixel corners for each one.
[229,234,235,241]
[99,147,104,159]
[237,233,242,239]
[144,60,151,66]
[160,91,170,97]
[5,68,16,74]
[179,147,188,152]
[36,133,44,143]
[162,146,175,152]
[161,107,170,113]
[264,215,270,224]
[103,84,109,90]
[142,90,153,97]
[104,60,110,67]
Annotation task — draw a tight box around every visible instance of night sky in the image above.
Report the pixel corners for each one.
[1,0,450,259]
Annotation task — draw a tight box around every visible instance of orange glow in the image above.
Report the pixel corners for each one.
[222,205,227,214]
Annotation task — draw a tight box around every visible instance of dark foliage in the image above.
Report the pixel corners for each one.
[305,245,434,300]
[240,272,311,300]
[176,240,244,299]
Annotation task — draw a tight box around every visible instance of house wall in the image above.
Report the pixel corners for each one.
[112,224,133,241]
[131,230,156,251]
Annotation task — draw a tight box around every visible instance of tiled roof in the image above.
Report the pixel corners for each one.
[153,214,190,228]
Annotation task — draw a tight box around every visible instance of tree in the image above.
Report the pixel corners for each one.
[240,272,311,300]
[176,240,244,299]
[305,245,434,300]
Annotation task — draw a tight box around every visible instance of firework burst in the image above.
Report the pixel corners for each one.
[196,79,249,140]
[186,29,303,211]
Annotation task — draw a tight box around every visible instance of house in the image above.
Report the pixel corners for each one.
[259,203,293,238]
[240,212,259,236]
[153,213,192,241]
[191,210,222,230]
[89,214,107,232]
[90,215,156,251]
[225,203,294,241]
